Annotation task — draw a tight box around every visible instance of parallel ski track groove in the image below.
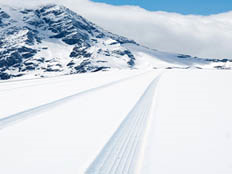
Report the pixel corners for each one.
[104,103,146,174]
[123,104,150,174]
[89,99,143,173]
[114,103,149,174]
[86,75,160,174]
[0,71,152,130]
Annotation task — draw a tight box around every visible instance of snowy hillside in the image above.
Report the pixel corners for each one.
[0,4,137,80]
[0,4,232,80]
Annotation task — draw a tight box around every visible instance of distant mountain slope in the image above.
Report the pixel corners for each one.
[0,4,231,80]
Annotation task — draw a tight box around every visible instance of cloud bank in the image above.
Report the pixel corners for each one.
[1,0,232,59]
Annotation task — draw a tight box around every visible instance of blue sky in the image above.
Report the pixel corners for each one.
[91,0,232,15]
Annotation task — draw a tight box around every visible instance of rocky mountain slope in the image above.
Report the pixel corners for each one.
[0,4,231,80]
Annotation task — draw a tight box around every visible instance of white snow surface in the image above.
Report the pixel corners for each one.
[0,69,232,174]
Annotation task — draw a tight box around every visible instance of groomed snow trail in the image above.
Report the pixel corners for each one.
[86,75,160,174]
[0,71,153,130]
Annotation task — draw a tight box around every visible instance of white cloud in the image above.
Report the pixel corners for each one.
[72,2,232,59]
[1,0,232,59]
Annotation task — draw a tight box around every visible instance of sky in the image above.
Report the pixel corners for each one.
[1,0,232,59]
[91,0,232,15]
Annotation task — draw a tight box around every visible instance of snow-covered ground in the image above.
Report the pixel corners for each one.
[142,70,232,174]
[0,69,232,174]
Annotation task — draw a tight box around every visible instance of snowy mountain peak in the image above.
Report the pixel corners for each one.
[0,4,137,79]
[0,4,231,80]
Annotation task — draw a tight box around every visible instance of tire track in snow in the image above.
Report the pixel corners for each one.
[0,71,154,130]
[85,75,161,174]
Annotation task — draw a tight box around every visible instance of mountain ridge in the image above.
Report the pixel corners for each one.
[0,4,231,80]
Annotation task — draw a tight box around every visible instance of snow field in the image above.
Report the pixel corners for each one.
[0,70,160,174]
[141,69,232,174]
[1,69,232,174]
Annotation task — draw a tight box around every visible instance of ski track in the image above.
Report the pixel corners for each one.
[0,71,143,94]
[0,71,154,130]
[85,75,160,174]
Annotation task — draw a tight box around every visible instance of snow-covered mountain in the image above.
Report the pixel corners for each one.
[0,4,231,80]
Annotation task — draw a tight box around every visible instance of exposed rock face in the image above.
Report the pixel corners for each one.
[0,4,137,79]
